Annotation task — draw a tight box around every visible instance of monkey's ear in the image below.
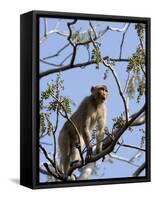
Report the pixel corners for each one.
[91,86,95,93]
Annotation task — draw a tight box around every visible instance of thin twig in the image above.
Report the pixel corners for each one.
[101,59,129,122]
[40,59,60,67]
[117,142,145,151]
[108,23,129,32]
[43,43,70,60]
[109,153,140,167]
[44,18,47,37]
[39,144,55,168]
[119,24,130,59]
[60,53,73,65]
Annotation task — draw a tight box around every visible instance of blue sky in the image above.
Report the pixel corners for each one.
[39,17,145,182]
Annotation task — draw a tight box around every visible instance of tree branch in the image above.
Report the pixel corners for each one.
[119,24,130,59]
[117,142,145,151]
[40,57,130,78]
[66,104,145,177]
[101,58,129,122]
[40,60,96,78]
[132,162,146,177]
[43,43,70,60]
[50,93,84,164]
[109,153,140,167]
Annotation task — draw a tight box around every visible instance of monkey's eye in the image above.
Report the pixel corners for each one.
[100,87,105,91]
[100,87,108,92]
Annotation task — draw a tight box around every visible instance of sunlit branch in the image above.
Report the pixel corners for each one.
[108,23,129,32]
[130,112,145,126]
[109,153,140,167]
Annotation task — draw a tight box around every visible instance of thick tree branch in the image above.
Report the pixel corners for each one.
[66,105,145,177]
[40,60,96,78]
[39,57,130,78]
[130,112,145,126]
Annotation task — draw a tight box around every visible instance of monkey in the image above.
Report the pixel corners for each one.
[58,84,108,176]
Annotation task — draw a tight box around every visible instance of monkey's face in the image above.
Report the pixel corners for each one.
[91,85,108,102]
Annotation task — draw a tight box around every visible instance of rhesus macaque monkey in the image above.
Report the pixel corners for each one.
[58,84,108,175]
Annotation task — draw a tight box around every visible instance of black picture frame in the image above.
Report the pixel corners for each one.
[20,10,151,189]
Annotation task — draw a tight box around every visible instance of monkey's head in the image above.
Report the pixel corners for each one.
[91,84,108,103]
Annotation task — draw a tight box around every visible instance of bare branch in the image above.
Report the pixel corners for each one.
[89,21,97,40]
[130,112,145,126]
[40,56,130,78]
[123,72,131,94]
[101,58,129,122]
[109,153,140,167]
[40,59,60,67]
[67,19,77,47]
[119,24,130,59]
[60,53,73,65]
[132,162,146,177]
[43,163,64,181]
[66,104,145,177]
[108,23,129,32]
[39,144,63,178]
[117,142,145,152]
[39,144,55,168]
[40,60,96,78]
[40,18,68,44]
[43,43,70,60]
[44,18,47,37]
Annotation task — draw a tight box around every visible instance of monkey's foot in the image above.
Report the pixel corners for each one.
[67,174,77,181]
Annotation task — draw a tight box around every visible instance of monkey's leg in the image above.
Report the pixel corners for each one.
[60,156,70,175]
[70,146,81,167]
[96,129,104,154]
[82,118,93,156]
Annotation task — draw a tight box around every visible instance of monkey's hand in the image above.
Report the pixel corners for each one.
[85,146,93,161]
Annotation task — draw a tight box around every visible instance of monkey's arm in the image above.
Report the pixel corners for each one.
[96,114,106,153]
[82,116,93,154]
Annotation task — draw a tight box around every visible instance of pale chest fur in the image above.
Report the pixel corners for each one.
[90,104,106,128]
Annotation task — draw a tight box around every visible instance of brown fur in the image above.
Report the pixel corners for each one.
[58,85,108,175]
